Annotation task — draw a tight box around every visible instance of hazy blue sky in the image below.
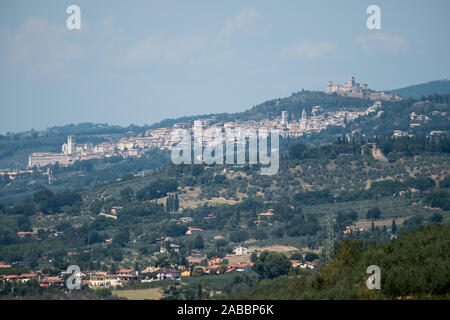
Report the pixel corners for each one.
[0,0,449,133]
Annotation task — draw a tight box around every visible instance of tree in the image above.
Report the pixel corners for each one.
[113,230,130,247]
[213,175,226,184]
[289,252,303,261]
[174,193,179,212]
[136,178,178,201]
[364,224,450,298]
[304,252,319,262]
[253,229,268,240]
[120,187,134,201]
[430,213,443,223]
[166,195,172,213]
[391,219,397,234]
[33,189,54,203]
[215,238,228,250]
[367,207,381,220]
[253,251,292,279]
[110,264,118,274]
[193,234,204,249]
[155,255,171,268]
[230,230,249,243]
[191,268,204,277]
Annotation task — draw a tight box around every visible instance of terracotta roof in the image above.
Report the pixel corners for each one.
[257,212,273,216]
[141,267,160,274]
[18,273,38,278]
[229,263,253,268]
[118,269,134,273]
[188,227,203,231]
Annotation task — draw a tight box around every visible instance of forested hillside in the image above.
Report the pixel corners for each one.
[391,80,450,99]
[230,224,450,299]
[0,133,448,299]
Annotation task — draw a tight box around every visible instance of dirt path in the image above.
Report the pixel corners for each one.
[371,144,388,162]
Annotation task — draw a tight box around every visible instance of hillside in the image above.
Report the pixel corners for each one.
[0,86,449,300]
[0,135,449,298]
[148,90,378,129]
[390,80,450,99]
[231,223,450,300]
[2,93,449,205]
[2,87,449,174]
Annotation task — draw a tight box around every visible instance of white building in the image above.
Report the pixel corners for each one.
[233,245,248,255]
[281,111,288,125]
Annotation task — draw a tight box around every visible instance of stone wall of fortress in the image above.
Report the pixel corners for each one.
[326,77,401,102]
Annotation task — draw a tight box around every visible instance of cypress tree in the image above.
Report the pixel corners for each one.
[391,219,397,234]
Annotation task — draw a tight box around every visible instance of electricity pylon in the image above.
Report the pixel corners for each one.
[324,209,336,264]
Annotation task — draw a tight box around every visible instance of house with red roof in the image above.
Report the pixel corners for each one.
[17,273,39,283]
[187,258,201,264]
[186,227,203,235]
[156,269,180,280]
[2,275,18,282]
[116,269,139,282]
[208,257,223,266]
[257,209,274,218]
[39,276,64,287]
[17,231,33,238]
[227,263,253,273]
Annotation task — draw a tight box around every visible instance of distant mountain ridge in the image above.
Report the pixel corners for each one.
[390,79,450,99]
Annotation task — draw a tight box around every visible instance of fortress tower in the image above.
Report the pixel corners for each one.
[347,76,355,88]
[326,81,333,93]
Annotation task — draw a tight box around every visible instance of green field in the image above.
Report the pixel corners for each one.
[113,288,163,300]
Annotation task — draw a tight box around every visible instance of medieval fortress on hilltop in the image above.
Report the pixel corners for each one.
[326,76,402,102]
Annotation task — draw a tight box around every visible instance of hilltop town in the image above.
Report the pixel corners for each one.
[27,100,382,169]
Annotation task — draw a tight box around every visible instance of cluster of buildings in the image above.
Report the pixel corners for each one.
[274,103,382,139]
[27,132,178,169]
[23,104,447,171]
[26,79,390,170]
[27,135,104,169]
[392,111,448,138]
[342,225,365,235]
[326,76,402,101]
[0,259,254,290]
[19,77,448,171]
[0,169,33,180]
[0,270,64,288]
[1,230,319,290]
[0,255,316,290]
[290,260,318,270]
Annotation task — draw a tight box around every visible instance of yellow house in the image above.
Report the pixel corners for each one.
[89,277,121,288]
[181,270,191,277]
